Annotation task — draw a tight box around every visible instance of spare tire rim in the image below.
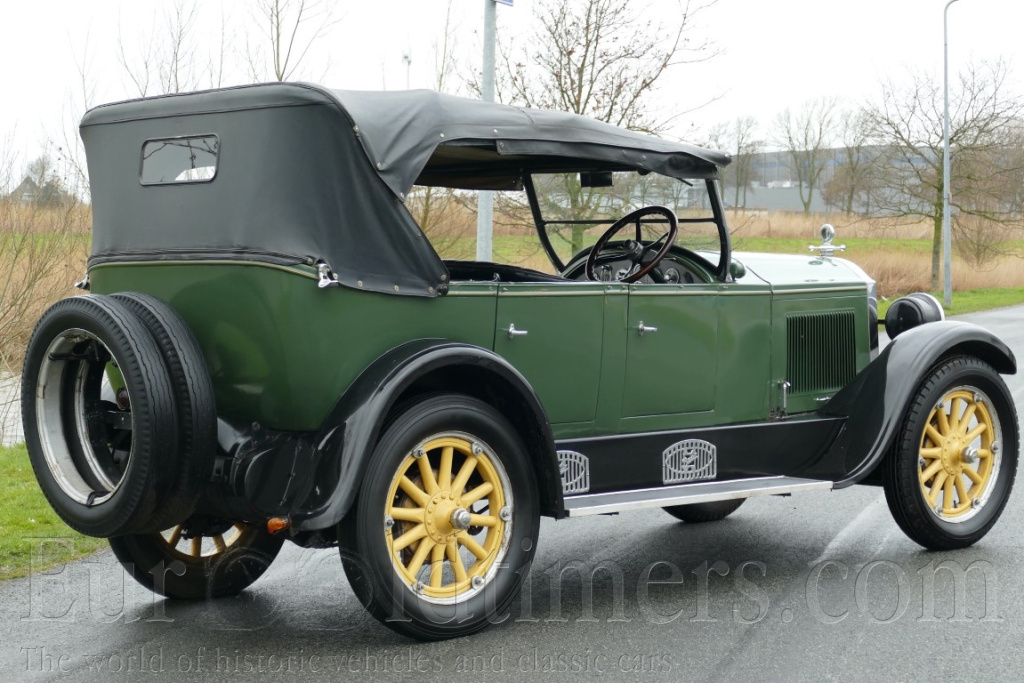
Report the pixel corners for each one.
[918,385,1003,523]
[35,329,135,506]
[384,431,514,605]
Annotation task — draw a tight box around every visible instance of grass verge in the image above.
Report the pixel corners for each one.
[0,444,107,580]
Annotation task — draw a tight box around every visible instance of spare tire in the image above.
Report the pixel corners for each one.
[21,295,178,537]
[112,293,217,532]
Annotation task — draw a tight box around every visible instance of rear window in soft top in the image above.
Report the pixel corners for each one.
[140,135,219,185]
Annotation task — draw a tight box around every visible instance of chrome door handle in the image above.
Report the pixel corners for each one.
[637,321,658,336]
[507,323,529,340]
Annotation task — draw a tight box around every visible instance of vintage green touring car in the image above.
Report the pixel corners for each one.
[21,83,1019,640]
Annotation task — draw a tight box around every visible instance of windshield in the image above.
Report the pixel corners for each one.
[527,172,722,270]
[405,170,725,277]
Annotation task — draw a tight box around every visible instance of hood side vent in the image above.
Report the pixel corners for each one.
[786,311,857,394]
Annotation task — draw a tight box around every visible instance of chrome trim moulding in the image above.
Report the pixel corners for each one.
[497,289,609,297]
[771,286,868,295]
[563,476,833,517]
[88,259,319,280]
[629,288,721,296]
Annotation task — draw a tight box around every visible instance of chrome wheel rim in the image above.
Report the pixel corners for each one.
[34,329,134,506]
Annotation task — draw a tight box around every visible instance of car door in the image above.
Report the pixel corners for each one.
[619,283,719,425]
[493,282,607,426]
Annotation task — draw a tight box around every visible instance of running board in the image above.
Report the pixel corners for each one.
[563,476,833,517]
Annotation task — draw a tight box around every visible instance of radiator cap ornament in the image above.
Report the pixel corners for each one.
[809,224,846,259]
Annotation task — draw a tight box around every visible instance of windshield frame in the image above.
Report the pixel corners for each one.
[523,171,733,282]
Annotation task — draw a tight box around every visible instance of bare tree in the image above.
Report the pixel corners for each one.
[494,0,718,253]
[207,9,231,90]
[117,20,155,97]
[701,121,730,150]
[117,0,202,97]
[248,0,337,82]
[499,0,717,132]
[863,61,1024,288]
[406,1,471,258]
[822,109,874,215]
[52,30,97,200]
[727,117,761,208]
[158,1,199,93]
[20,155,76,208]
[0,139,87,427]
[772,97,839,214]
[702,118,759,208]
[24,156,54,192]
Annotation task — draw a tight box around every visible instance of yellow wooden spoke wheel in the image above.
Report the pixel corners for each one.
[339,394,539,639]
[884,356,1017,551]
[108,520,284,600]
[917,386,1002,522]
[384,432,513,603]
[159,522,252,559]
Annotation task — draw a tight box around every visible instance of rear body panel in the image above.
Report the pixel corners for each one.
[90,263,497,431]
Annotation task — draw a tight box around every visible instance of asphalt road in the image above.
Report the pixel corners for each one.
[2,306,1022,683]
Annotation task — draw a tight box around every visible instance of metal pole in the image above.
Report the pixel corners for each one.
[942,0,960,308]
[476,0,496,261]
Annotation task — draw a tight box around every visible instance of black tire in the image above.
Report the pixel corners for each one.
[663,498,745,523]
[111,292,217,532]
[883,356,1019,550]
[109,521,284,600]
[21,295,178,537]
[339,394,539,641]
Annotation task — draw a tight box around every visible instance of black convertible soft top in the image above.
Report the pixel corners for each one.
[81,83,730,296]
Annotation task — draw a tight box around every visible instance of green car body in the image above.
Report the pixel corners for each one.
[89,254,873,436]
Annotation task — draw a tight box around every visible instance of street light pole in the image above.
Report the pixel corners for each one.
[942,0,961,308]
[476,0,497,262]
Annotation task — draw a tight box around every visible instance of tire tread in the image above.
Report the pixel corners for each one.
[21,295,178,537]
[111,293,217,531]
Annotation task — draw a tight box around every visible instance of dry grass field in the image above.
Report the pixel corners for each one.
[420,203,1024,298]
[0,202,90,370]
[725,211,1024,297]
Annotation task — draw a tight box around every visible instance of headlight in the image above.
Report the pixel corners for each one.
[884,292,944,339]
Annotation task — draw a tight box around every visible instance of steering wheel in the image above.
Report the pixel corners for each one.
[585,206,679,283]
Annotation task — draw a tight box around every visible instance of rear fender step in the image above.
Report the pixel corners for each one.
[562,476,833,517]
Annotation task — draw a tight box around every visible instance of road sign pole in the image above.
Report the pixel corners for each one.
[942,0,961,308]
[476,0,498,261]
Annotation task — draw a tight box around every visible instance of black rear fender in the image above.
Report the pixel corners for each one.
[292,340,563,531]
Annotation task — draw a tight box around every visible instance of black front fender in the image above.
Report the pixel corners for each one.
[818,321,1016,487]
[291,339,562,531]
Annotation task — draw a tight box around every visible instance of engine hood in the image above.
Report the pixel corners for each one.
[731,252,874,291]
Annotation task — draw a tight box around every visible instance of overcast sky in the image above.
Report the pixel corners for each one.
[2,0,1023,182]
